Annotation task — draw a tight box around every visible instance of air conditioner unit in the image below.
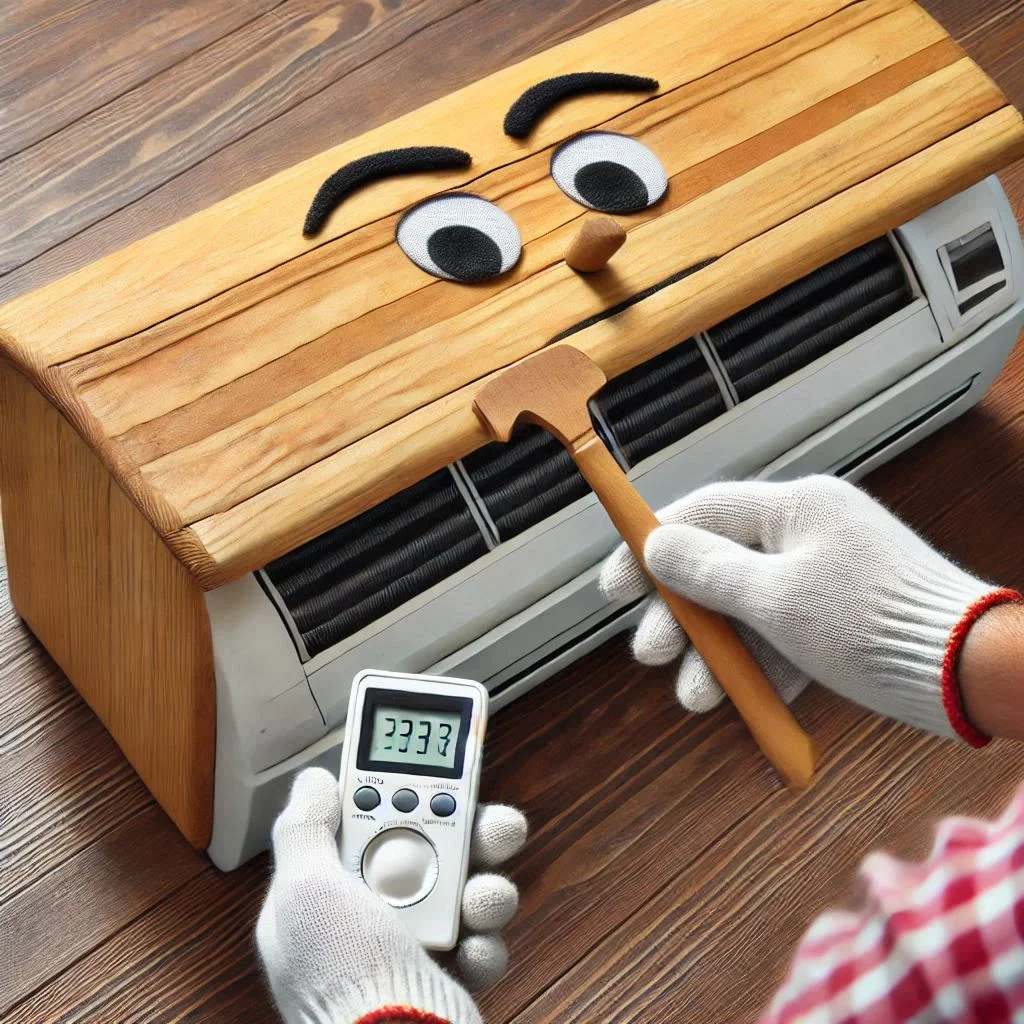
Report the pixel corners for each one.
[4,0,1024,871]
[206,177,1024,868]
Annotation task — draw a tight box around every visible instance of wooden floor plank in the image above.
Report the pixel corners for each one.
[476,681,869,1022]
[2,864,271,1024]
[0,805,205,1017]
[0,714,152,904]
[514,723,1024,1023]
[922,0,1024,42]
[0,578,95,778]
[0,0,285,162]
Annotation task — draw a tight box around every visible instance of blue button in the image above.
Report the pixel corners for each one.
[430,793,456,817]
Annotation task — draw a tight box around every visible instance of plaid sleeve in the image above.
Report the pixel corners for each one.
[761,784,1024,1023]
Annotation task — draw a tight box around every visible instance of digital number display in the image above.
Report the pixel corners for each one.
[357,687,473,779]
[368,706,463,770]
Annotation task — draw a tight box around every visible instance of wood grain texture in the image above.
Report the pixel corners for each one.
[89,8,958,467]
[188,105,1024,585]
[0,805,205,1016]
[0,363,215,847]
[123,41,980,494]
[0,0,659,308]
[507,721,1024,1023]
[6,0,1023,591]
[0,0,859,362]
[0,0,285,162]
[0,2,1022,1023]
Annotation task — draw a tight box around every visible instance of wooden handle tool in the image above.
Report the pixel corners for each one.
[474,345,818,789]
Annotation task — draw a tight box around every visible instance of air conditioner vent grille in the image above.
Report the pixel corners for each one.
[461,426,590,541]
[707,236,912,401]
[262,236,917,658]
[264,470,488,657]
[595,341,727,466]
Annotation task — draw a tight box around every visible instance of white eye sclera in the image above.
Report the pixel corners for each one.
[396,194,522,283]
[551,132,667,214]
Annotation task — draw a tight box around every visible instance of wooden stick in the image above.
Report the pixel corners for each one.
[474,345,818,789]
[565,215,627,272]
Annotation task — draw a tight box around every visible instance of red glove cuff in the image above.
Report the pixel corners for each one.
[941,588,1024,747]
[355,1009,452,1024]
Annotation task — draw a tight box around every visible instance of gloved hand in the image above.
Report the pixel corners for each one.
[600,476,1016,745]
[257,767,527,1024]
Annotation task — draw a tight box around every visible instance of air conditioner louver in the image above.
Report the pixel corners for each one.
[595,341,727,466]
[461,426,590,541]
[263,470,489,657]
[707,237,913,401]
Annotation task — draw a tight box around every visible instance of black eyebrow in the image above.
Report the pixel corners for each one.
[503,72,659,139]
[303,146,472,237]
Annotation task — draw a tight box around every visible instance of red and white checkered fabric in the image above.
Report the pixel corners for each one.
[762,784,1024,1023]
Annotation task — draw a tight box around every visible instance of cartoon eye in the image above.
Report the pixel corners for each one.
[396,194,522,283]
[550,132,667,214]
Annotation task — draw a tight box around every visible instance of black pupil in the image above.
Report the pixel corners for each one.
[574,161,649,214]
[426,224,503,283]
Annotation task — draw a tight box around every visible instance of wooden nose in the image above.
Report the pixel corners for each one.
[565,215,626,272]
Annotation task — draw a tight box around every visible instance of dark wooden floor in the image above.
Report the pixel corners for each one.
[2,2,1024,1022]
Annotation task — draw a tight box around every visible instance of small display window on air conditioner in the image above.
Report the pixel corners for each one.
[937,224,1007,315]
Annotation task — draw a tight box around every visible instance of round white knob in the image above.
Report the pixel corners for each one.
[361,828,438,906]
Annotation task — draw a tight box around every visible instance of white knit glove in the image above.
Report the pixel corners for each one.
[257,767,527,1024]
[600,476,1005,743]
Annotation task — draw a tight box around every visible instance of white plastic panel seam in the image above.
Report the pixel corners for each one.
[256,567,312,662]
[447,462,499,549]
[695,331,739,406]
[887,229,925,301]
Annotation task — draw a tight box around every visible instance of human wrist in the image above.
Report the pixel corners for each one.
[954,593,1024,742]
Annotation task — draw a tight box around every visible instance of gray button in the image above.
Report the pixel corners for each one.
[353,786,380,811]
[430,793,456,817]
[392,788,419,813]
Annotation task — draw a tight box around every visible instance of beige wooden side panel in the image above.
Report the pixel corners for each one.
[0,363,215,846]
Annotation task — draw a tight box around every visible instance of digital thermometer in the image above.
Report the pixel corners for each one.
[338,669,489,950]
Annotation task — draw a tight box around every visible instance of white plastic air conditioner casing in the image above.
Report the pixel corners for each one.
[206,176,1024,869]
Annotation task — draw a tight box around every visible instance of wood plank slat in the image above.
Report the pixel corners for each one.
[1,1,1017,592]
[0,363,216,848]
[0,0,663,309]
[128,50,998,526]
